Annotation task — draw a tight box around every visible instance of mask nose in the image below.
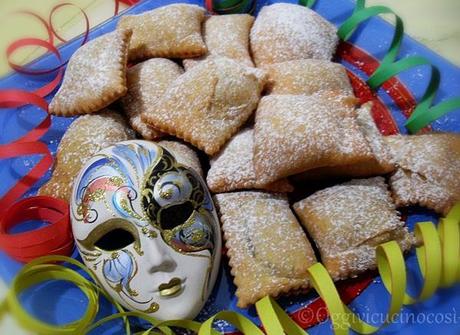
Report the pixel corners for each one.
[143,237,177,273]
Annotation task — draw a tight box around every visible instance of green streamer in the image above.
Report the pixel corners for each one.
[301,0,460,133]
[299,0,316,8]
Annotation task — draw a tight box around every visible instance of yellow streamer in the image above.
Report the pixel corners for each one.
[0,205,459,335]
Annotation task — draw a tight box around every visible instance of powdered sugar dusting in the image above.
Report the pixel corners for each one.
[293,177,413,280]
[254,94,373,184]
[142,57,266,155]
[386,134,460,215]
[207,128,292,192]
[250,3,338,67]
[118,4,206,60]
[183,14,254,70]
[121,58,183,139]
[265,59,353,96]
[49,29,131,115]
[215,191,316,307]
[38,110,135,201]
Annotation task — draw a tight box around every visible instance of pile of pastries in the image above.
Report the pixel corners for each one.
[39,3,460,308]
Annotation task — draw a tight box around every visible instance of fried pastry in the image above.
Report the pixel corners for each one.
[142,57,266,155]
[118,4,206,61]
[215,191,316,308]
[49,29,132,116]
[121,58,183,140]
[207,128,293,193]
[385,133,460,215]
[253,94,373,184]
[250,3,338,67]
[296,103,395,180]
[265,59,353,97]
[183,14,254,70]
[293,177,414,281]
[159,140,203,177]
[38,110,135,201]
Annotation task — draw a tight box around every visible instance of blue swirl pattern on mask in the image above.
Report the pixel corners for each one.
[102,249,134,289]
[75,142,162,221]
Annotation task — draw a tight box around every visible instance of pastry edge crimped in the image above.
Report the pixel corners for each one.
[141,103,251,156]
[224,222,310,308]
[49,28,132,116]
[215,192,311,308]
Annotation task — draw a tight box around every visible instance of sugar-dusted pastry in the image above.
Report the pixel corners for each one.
[159,140,203,177]
[121,58,183,140]
[215,191,316,308]
[38,110,135,201]
[183,14,254,70]
[118,4,206,61]
[142,57,266,155]
[49,29,132,116]
[253,95,373,184]
[296,103,395,180]
[250,3,338,67]
[385,133,460,215]
[207,128,292,193]
[265,59,353,97]
[293,177,414,281]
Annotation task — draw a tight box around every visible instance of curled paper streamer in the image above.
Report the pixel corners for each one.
[0,196,73,263]
[205,0,256,15]
[313,0,460,133]
[0,0,137,261]
[0,204,459,334]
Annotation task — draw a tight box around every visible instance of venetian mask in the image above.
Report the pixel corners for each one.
[70,140,221,320]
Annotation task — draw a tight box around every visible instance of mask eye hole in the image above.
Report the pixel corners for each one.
[159,201,194,230]
[94,228,135,251]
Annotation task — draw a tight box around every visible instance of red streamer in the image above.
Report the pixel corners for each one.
[0,196,73,263]
[49,3,90,44]
[0,4,90,262]
[0,0,139,264]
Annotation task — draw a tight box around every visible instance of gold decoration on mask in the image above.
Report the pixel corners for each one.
[142,302,160,314]
[77,218,141,252]
[119,198,143,220]
[109,176,124,187]
[133,243,144,256]
[141,226,158,239]
[158,277,182,297]
[159,188,173,199]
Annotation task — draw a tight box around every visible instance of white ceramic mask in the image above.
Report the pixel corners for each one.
[70,140,221,320]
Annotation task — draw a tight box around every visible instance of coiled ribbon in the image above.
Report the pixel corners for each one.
[0,1,138,262]
[0,203,459,334]
[301,0,460,133]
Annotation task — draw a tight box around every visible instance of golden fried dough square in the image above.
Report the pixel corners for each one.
[121,58,183,140]
[296,103,395,181]
[253,94,373,184]
[49,29,132,116]
[38,110,135,201]
[250,3,338,67]
[183,14,254,70]
[118,4,206,61]
[207,128,293,193]
[385,133,460,215]
[215,191,316,308]
[293,177,414,280]
[265,59,353,97]
[142,57,266,155]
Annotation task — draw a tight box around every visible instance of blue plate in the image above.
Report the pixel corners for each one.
[1,1,460,334]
